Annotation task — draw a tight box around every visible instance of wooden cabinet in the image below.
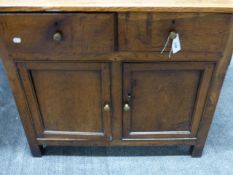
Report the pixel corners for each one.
[0,7,232,157]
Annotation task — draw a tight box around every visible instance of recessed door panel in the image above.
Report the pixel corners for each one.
[123,62,214,139]
[17,62,112,141]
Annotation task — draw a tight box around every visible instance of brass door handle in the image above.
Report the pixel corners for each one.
[53,32,62,42]
[123,103,130,112]
[103,104,111,112]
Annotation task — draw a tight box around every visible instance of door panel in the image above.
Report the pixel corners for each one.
[123,62,214,139]
[17,62,111,141]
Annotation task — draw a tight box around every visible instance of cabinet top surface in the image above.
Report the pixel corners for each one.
[0,0,233,13]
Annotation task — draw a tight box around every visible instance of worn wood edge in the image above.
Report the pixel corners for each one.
[100,63,112,140]
[37,138,197,146]
[0,6,233,13]
[192,15,233,156]
[17,63,45,136]
[11,52,222,62]
[111,62,123,140]
[190,64,215,137]
[0,41,42,156]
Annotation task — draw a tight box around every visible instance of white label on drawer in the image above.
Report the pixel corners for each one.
[172,33,181,54]
[12,37,22,44]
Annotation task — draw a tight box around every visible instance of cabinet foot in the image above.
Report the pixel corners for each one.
[30,145,43,157]
[191,145,203,157]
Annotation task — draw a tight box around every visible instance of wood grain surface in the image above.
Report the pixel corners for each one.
[0,0,232,13]
[0,13,115,56]
[119,13,231,53]
[0,11,232,157]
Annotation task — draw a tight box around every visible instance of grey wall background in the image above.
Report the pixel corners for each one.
[0,57,233,175]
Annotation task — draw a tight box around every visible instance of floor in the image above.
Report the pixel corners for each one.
[0,59,233,175]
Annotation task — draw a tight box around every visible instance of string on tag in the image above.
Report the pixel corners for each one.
[161,36,170,54]
[169,48,173,58]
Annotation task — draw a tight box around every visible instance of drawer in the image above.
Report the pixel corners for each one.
[119,13,232,53]
[0,13,115,57]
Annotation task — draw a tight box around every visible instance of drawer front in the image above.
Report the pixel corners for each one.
[119,13,231,53]
[0,13,115,57]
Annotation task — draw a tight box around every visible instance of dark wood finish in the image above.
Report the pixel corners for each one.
[123,62,214,139]
[111,62,123,140]
[6,52,221,62]
[0,11,232,157]
[119,13,231,54]
[17,62,112,141]
[37,138,197,146]
[0,41,42,157]
[0,13,115,56]
[191,16,233,157]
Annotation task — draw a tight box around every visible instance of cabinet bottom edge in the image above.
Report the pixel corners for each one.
[36,138,197,146]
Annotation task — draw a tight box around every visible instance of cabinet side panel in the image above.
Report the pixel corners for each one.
[192,15,233,157]
[0,42,42,156]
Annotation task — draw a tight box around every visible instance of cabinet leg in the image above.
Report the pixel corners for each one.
[29,144,43,157]
[191,145,204,158]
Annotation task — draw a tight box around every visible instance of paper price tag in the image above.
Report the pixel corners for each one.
[172,34,181,54]
[13,37,22,44]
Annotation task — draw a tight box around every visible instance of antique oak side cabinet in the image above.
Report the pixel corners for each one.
[0,0,232,157]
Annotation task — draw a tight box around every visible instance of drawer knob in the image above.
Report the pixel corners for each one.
[169,31,177,40]
[103,104,111,112]
[123,103,130,112]
[53,32,62,42]
[161,30,181,58]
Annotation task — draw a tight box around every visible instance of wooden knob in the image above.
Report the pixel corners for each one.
[123,104,130,112]
[103,104,111,112]
[53,32,62,42]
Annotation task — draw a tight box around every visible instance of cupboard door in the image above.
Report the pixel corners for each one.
[17,62,112,141]
[123,62,214,139]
